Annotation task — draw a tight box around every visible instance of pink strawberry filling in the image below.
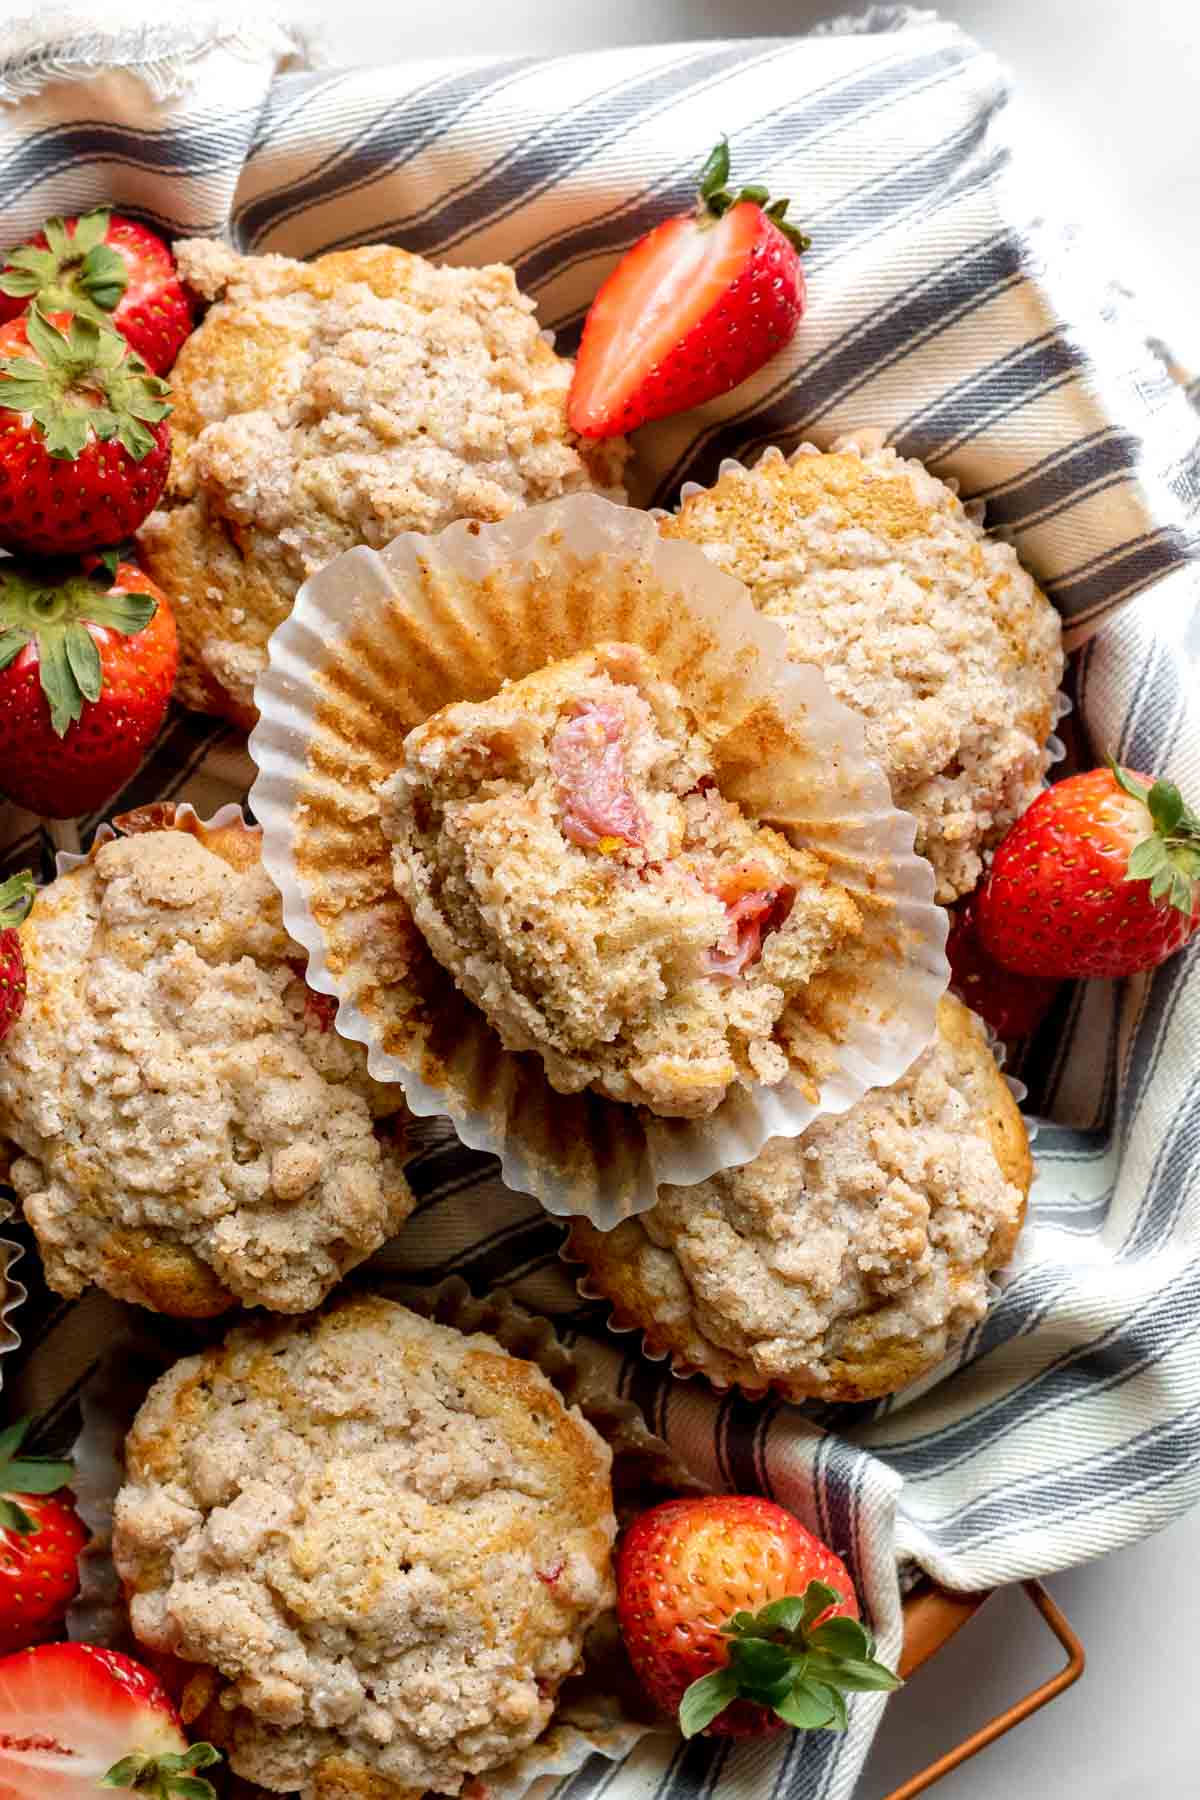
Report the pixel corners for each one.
[705,868,795,977]
[288,959,336,1032]
[551,701,646,851]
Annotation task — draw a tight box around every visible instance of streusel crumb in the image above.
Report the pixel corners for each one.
[570,996,1031,1400]
[0,821,411,1317]
[113,1296,616,1798]
[664,445,1064,901]
[138,241,629,724]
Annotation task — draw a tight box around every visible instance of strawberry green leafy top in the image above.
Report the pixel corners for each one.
[679,1580,901,1738]
[0,308,170,461]
[0,559,159,737]
[695,137,811,251]
[1112,762,1200,919]
[0,1414,73,1536]
[0,209,128,318]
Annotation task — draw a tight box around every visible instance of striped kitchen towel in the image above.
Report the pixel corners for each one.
[2,8,1199,1799]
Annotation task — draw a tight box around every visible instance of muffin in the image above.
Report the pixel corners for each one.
[663,443,1065,901]
[0,811,413,1317]
[112,1294,617,1800]
[379,642,862,1118]
[138,239,630,727]
[569,995,1031,1402]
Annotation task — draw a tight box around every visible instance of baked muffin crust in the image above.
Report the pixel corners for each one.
[569,996,1031,1401]
[113,1296,616,1798]
[138,240,629,725]
[663,444,1064,901]
[379,643,861,1118]
[0,817,412,1316]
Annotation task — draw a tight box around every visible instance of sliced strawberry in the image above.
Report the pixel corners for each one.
[551,700,647,851]
[704,865,796,977]
[0,1643,219,1800]
[0,210,193,375]
[569,139,809,439]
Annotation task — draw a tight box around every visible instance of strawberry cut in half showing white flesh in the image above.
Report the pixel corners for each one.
[568,137,809,439]
[0,1643,220,1800]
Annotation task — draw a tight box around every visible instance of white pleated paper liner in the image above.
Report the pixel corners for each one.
[51,799,259,878]
[0,1213,27,1393]
[249,493,950,1227]
[67,1277,698,1799]
[560,995,1039,1414]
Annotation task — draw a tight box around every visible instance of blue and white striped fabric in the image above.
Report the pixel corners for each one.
[1,9,1198,1798]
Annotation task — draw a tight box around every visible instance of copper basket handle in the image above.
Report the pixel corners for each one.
[880,1579,1085,1800]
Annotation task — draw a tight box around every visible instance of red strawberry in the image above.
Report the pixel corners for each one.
[0,874,35,1044]
[946,891,1062,1039]
[0,209,193,375]
[0,557,178,819]
[0,308,171,554]
[0,1418,87,1654]
[568,138,809,439]
[0,1642,221,1800]
[977,763,1200,980]
[616,1496,899,1740]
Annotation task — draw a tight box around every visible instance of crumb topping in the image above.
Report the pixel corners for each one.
[0,828,411,1316]
[664,445,1065,901]
[113,1297,615,1797]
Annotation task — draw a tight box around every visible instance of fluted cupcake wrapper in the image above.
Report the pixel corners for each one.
[248,493,949,1227]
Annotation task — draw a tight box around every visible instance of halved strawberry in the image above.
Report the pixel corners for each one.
[568,139,809,439]
[0,1643,220,1800]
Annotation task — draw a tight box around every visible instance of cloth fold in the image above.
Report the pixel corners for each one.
[0,9,1198,1798]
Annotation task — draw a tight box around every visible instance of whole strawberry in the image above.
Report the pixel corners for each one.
[0,307,171,554]
[946,891,1062,1039]
[0,873,34,1044]
[0,208,193,375]
[0,1642,221,1800]
[0,557,178,818]
[617,1496,899,1739]
[0,1416,87,1654]
[977,763,1200,980]
[569,138,809,439]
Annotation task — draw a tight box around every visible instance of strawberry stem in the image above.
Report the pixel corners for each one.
[1109,758,1200,918]
[678,1580,900,1738]
[693,137,812,251]
[101,1742,222,1800]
